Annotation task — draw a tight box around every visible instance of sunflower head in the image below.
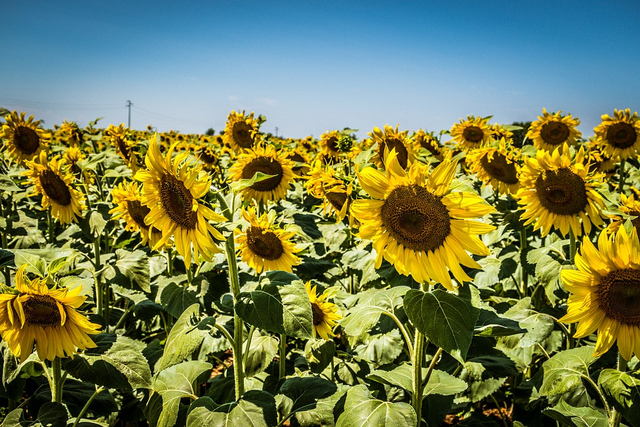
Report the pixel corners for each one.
[235,208,301,273]
[305,282,342,340]
[229,143,295,203]
[467,138,521,195]
[106,124,141,171]
[351,148,495,290]
[305,161,353,221]
[594,109,640,160]
[490,124,514,142]
[23,151,85,224]
[413,129,444,160]
[1,111,50,163]
[0,264,101,362]
[110,180,164,249]
[526,108,582,152]
[223,110,261,152]
[450,116,492,150]
[560,226,640,360]
[287,148,312,177]
[58,120,84,147]
[517,144,606,237]
[369,125,415,170]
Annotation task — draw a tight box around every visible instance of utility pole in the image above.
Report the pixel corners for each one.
[275,127,278,138]
[126,100,132,127]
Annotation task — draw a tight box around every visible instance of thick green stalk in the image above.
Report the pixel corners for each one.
[93,236,104,320]
[279,334,287,380]
[50,357,63,403]
[166,247,174,276]
[610,353,628,427]
[411,330,426,422]
[47,208,55,244]
[72,386,104,427]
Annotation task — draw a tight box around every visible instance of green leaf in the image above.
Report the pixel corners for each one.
[304,338,336,374]
[368,364,466,396]
[63,335,152,389]
[160,282,199,319]
[186,391,278,427]
[279,376,337,412]
[152,360,212,427]
[155,303,207,372]
[0,248,15,268]
[424,370,468,396]
[335,385,417,427]
[403,289,479,362]
[230,171,276,192]
[35,402,68,427]
[235,275,313,339]
[294,389,347,427]
[539,346,597,399]
[474,309,526,337]
[115,249,151,292]
[542,399,608,427]
[598,369,640,427]
[0,174,20,192]
[354,329,404,366]
[244,335,279,378]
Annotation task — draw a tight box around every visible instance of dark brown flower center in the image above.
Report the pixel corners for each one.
[627,210,640,233]
[15,126,40,155]
[40,170,72,206]
[126,200,151,229]
[160,174,197,229]
[535,168,588,215]
[311,302,325,326]
[378,138,409,169]
[246,226,284,260]
[23,294,62,327]
[479,152,519,184]
[326,190,348,212]
[288,152,307,174]
[115,137,131,160]
[418,135,441,156]
[463,126,484,144]
[232,122,255,149]
[606,122,637,149]
[596,268,640,326]
[198,148,217,164]
[381,184,451,252]
[326,136,339,153]
[540,121,570,146]
[241,157,284,191]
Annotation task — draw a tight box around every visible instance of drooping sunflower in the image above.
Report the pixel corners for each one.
[110,180,164,249]
[449,116,492,151]
[223,110,261,152]
[606,193,640,236]
[0,265,101,363]
[228,144,295,203]
[58,120,84,147]
[1,111,50,163]
[413,129,444,161]
[320,130,342,161]
[526,108,582,152]
[586,139,618,176]
[196,144,220,174]
[560,226,640,360]
[234,208,301,273]
[305,161,352,221]
[517,145,606,237]
[351,149,495,291]
[467,138,521,195]
[135,134,226,266]
[106,124,141,172]
[23,151,85,224]
[370,125,415,170]
[490,123,514,142]
[287,148,312,177]
[305,282,342,340]
[594,109,640,160]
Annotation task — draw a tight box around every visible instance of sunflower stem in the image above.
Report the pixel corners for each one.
[0,199,10,286]
[610,352,628,427]
[618,159,626,194]
[72,386,104,427]
[47,207,55,244]
[411,330,426,423]
[279,333,287,380]
[242,325,256,368]
[225,231,245,399]
[93,236,104,320]
[50,357,63,404]
[166,248,174,276]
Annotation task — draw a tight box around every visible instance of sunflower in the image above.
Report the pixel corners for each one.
[586,140,617,176]
[135,134,226,266]
[287,148,312,177]
[106,124,141,171]
[467,138,521,195]
[1,111,50,163]
[351,149,495,291]
[0,265,101,363]
[228,144,295,204]
[223,110,261,152]
[560,226,640,360]
[490,124,514,142]
[110,180,164,249]
[320,130,342,161]
[606,193,640,236]
[305,282,342,340]
[196,144,220,173]
[449,116,492,151]
[517,145,606,238]
[370,125,415,170]
[594,109,640,160]
[234,208,301,273]
[526,109,582,152]
[58,120,84,147]
[413,129,444,160]
[305,161,352,221]
[23,151,85,224]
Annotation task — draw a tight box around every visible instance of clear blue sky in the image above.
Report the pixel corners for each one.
[2,1,639,139]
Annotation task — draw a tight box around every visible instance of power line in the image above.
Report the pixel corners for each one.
[0,97,122,110]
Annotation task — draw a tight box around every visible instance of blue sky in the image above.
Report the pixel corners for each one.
[2,1,639,139]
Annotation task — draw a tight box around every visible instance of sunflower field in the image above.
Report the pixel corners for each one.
[1,107,640,427]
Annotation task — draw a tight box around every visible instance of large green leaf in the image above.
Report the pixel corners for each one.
[279,376,337,412]
[244,335,279,378]
[155,303,207,372]
[354,329,404,366]
[64,335,152,389]
[115,248,151,292]
[152,360,212,427]
[304,338,336,374]
[403,288,479,362]
[539,346,597,401]
[186,391,277,427]
[235,273,313,339]
[598,369,640,427]
[368,364,466,396]
[334,385,417,427]
[542,399,608,427]
[160,282,199,319]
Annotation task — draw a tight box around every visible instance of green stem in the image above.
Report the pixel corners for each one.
[242,325,256,368]
[72,386,104,427]
[47,207,55,244]
[490,393,509,427]
[50,357,63,403]
[411,330,426,423]
[618,159,626,194]
[519,226,528,297]
[610,353,628,427]
[382,311,414,357]
[582,373,611,418]
[213,322,235,348]
[279,334,286,380]
[166,247,174,276]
